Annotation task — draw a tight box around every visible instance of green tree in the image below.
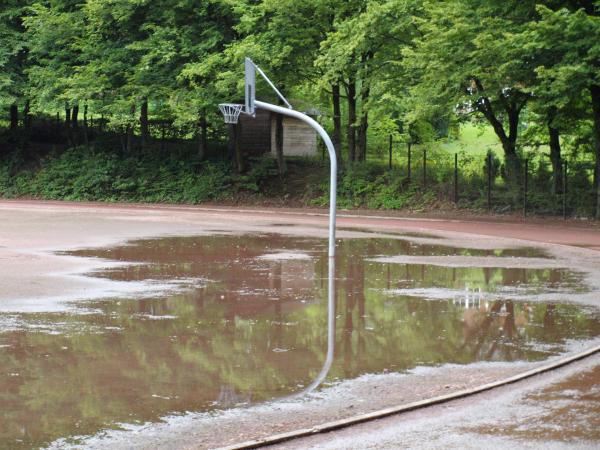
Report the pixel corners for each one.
[124,0,237,153]
[523,3,600,215]
[0,1,31,132]
[406,0,539,190]
[223,0,342,173]
[24,0,88,143]
[316,1,369,163]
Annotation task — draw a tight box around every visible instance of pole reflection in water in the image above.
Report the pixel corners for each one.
[293,256,336,397]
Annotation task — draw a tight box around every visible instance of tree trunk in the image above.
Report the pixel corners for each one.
[357,85,370,162]
[9,103,18,130]
[198,112,207,161]
[474,80,524,191]
[407,141,412,182]
[65,105,71,127]
[547,109,562,195]
[356,50,373,162]
[590,84,600,219]
[503,105,522,194]
[227,123,235,160]
[485,106,521,188]
[126,104,135,152]
[332,83,342,165]
[71,104,79,128]
[357,114,368,162]
[83,103,89,148]
[275,113,286,175]
[388,135,393,169]
[120,126,127,153]
[347,79,357,163]
[71,104,80,146]
[503,149,521,193]
[23,100,32,129]
[65,105,72,146]
[234,121,245,173]
[140,99,149,150]
[126,126,133,152]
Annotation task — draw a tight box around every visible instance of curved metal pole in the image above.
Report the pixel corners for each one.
[255,100,337,258]
[254,100,337,396]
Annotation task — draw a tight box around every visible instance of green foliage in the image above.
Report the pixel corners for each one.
[312,163,437,210]
[0,162,9,193]
[1,138,596,216]
[0,147,233,203]
[234,157,278,193]
[0,0,31,108]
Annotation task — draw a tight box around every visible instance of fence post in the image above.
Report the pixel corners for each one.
[454,153,458,204]
[563,160,568,220]
[388,135,392,170]
[523,158,528,218]
[407,143,412,183]
[487,153,492,212]
[423,148,427,189]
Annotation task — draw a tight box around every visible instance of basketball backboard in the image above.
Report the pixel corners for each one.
[245,58,255,116]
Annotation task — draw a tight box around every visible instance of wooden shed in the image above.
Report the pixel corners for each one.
[237,109,318,157]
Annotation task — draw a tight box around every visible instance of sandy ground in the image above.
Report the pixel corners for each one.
[2,199,600,449]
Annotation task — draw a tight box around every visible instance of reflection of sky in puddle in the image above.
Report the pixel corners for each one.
[0,234,598,449]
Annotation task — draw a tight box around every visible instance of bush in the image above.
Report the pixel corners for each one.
[312,163,438,210]
[0,146,234,203]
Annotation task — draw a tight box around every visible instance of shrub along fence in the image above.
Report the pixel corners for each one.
[379,145,598,218]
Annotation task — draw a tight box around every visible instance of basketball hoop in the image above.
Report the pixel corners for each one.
[218,58,336,259]
[218,103,244,124]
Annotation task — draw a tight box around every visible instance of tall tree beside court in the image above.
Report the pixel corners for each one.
[405,0,539,192]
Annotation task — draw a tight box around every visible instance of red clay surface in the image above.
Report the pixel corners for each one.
[2,199,600,250]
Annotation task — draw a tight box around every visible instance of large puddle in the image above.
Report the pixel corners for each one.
[1,233,599,449]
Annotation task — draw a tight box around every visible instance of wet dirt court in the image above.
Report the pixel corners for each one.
[1,200,600,449]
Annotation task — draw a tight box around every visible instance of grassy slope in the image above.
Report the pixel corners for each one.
[440,123,503,156]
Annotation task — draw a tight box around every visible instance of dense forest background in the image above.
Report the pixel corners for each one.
[1,0,599,217]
